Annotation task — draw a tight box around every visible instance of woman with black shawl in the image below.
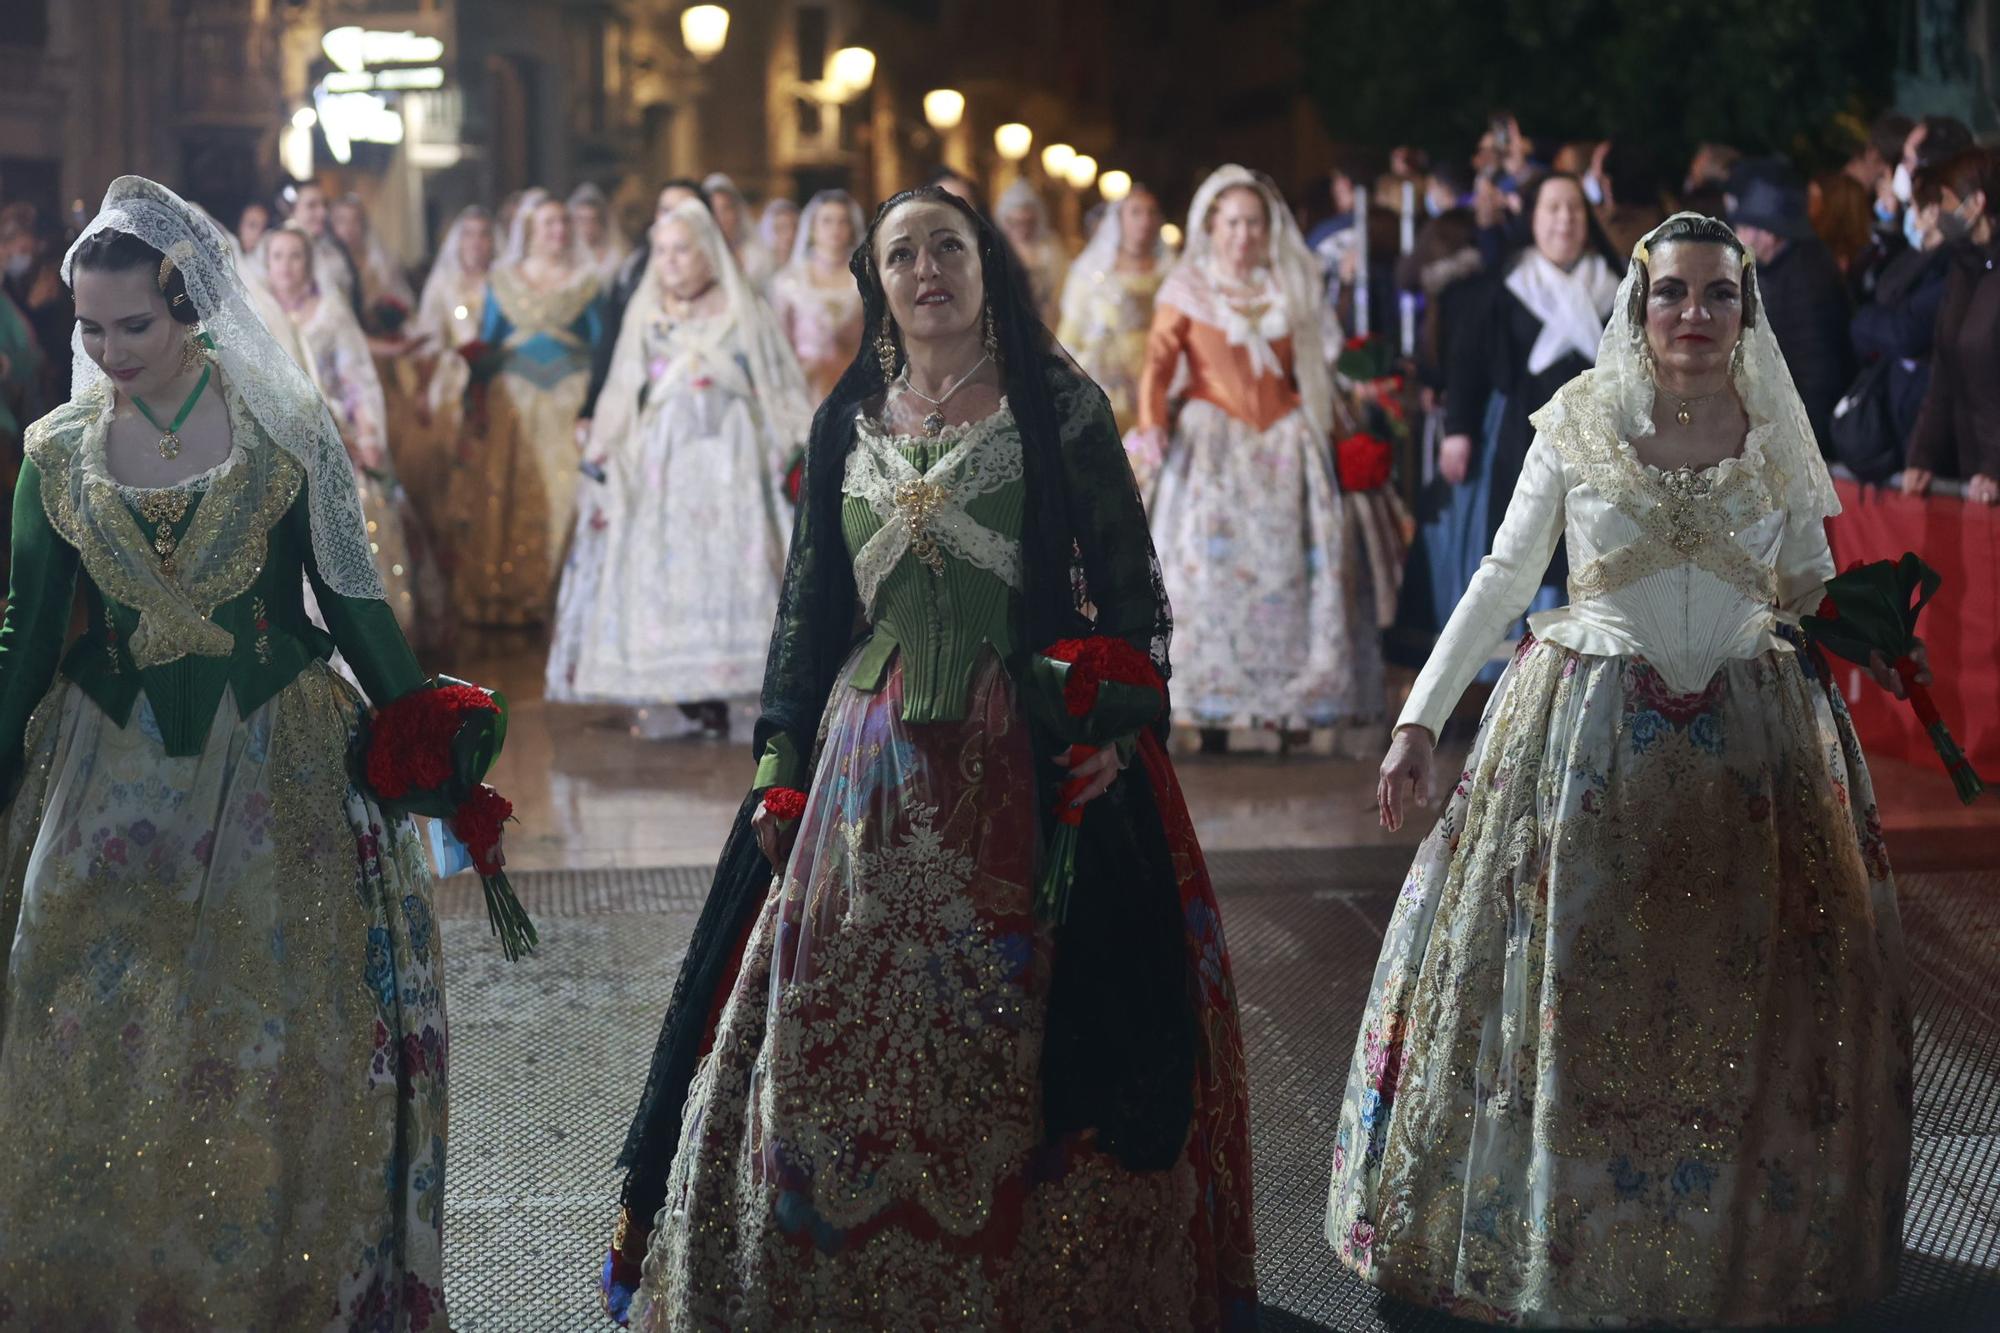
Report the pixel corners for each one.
[602,186,1257,1329]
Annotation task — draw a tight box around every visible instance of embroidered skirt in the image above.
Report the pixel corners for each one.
[632,650,1257,1330]
[0,668,448,1330]
[1149,401,1382,730]
[1324,638,1912,1327]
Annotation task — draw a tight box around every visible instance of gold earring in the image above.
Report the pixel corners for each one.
[180,329,205,373]
[982,305,999,358]
[875,320,899,381]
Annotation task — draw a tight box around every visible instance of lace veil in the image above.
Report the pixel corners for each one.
[500,187,587,271]
[1160,165,1335,439]
[587,199,813,461]
[1588,210,1840,519]
[413,206,492,347]
[784,190,866,270]
[1057,193,1166,336]
[63,175,385,599]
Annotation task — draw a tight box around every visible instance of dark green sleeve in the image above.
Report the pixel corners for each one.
[1058,375,1167,659]
[0,459,79,798]
[290,494,426,707]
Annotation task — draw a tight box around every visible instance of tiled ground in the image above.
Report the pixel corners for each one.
[435,854,2000,1331]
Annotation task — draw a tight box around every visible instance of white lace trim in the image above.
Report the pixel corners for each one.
[844,401,1023,611]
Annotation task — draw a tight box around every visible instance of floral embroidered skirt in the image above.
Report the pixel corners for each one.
[632,651,1256,1330]
[0,667,449,1331]
[546,391,789,707]
[1149,401,1382,730]
[1324,638,1912,1327]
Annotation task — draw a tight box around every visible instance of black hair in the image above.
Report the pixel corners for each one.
[1915,116,1974,170]
[657,178,713,213]
[1913,148,1998,220]
[1626,213,1758,330]
[1428,159,1473,198]
[1509,171,1621,268]
[1869,111,1916,166]
[67,228,201,326]
[923,164,986,212]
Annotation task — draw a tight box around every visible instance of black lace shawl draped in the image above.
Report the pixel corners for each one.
[616,188,1193,1226]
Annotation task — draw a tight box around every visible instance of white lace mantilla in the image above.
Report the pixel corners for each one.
[844,403,1023,612]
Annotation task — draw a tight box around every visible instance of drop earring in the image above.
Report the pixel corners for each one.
[982,305,999,358]
[875,320,899,381]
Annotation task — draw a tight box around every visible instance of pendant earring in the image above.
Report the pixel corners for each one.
[1729,340,1745,376]
[180,329,205,374]
[982,305,999,358]
[875,320,899,381]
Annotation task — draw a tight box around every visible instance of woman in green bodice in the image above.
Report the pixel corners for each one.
[0,177,466,1328]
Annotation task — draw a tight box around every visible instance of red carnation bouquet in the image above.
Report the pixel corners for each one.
[1802,553,1986,804]
[782,447,807,508]
[761,786,808,823]
[456,339,503,439]
[357,678,540,959]
[369,295,412,337]
[1023,636,1168,922]
[1336,433,1394,493]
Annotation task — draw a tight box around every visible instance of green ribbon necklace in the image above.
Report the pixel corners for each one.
[131,362,211,461]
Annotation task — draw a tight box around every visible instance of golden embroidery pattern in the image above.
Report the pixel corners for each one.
[891,479,951,575]
[136,490,192,577]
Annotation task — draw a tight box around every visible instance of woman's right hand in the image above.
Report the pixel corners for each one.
[752,801,799,871]
[1900,466,1935,498]
[1377,724,1437,833]
[1439,434,1474,486]
[575,418,593,450]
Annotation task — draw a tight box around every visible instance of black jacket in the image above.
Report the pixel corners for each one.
[1756,237,1852,453]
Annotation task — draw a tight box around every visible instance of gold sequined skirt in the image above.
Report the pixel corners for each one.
[0,668,449,1330]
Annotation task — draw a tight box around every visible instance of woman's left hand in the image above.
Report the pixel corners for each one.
[1052,745,1123,810]
[1866,639,1932,700]
[1967,473,1999,505]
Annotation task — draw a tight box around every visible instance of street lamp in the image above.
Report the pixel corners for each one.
[828,46,877,99]
[1065,154,1098,191]
[993,122,1033,161]
[923,89,966,132]
[1161,222,1184,250]
[1098,169,1132,202]
[680,5,729,62]
[1041,142,1075,178]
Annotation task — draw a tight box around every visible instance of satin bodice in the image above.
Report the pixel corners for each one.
[1402,378,1835,738]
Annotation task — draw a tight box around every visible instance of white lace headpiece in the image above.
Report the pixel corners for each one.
[1161,164,1334,438]
[501,187,588,271]
[64,175,386,598]
[587,199,814,461]
[1592,210,1839,519]
[1058,192,1165,335]
[786,189,866,270]
[414,206,493,341]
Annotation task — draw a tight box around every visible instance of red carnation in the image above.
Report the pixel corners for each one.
[366,684,501,800]
[762,786,808,822]
[784,455,805,506]
[1044,636,1164,717]
[1336,433,1394,493]
[451,784,514,876]
[1816,595,1840,622]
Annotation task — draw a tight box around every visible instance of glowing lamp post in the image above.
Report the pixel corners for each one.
[828,46,877,99]
[994,122,1033,161]
[680,6,730,62]
[1098,169,1132,202]
[923,89,966,132]
[1065,154,1098,191]
[1041,142,1076,180]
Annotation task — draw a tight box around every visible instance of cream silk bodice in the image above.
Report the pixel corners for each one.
[1401,378,1837,738]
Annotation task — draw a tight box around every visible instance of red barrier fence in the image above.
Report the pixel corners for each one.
[1825,479,2000,774]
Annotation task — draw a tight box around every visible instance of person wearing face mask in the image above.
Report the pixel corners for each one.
[768,189,867,402]
[546,203,812,738]
[578,178,711,435]
[1902,148,2000,506]
[1330,213,1915,1328]
[1401,173,1621,678]
[1727,159,1853,455]
[604,184,1257,1330]
[443,189,604,626]
[1056,184,1168,438]
[1844,154,1975,477]
[1132,165,1384,755]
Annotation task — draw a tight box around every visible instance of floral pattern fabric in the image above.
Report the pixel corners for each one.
[632,652,1252,1330]
[0,666,448,1330]
[1324,635,1911,1328]
[1149,399,1382,730]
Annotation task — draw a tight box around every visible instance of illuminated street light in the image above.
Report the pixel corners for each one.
[1065,154,1098,190]
[828,46,877,99]
[1162,222,1184,249]
[1098,169,1132,202]
[680,6,730,62]
[993,123,1033,161]
[1041,143,1076,178]
[923,89,966,132]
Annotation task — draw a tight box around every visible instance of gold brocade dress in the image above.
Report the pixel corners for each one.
[1057,263,1165,434]
[0,385,448,1329]
[445,264,602,626]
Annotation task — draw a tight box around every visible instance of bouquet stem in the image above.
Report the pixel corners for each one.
[1895,658,1986,804]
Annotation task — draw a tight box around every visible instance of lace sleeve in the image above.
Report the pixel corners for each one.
[1054,367,1173,678]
